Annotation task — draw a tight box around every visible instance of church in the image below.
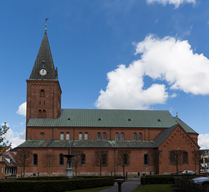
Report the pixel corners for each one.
[17,29,199,177]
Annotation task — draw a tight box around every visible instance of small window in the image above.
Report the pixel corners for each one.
[40,132,45,138]
[40,89,45,97]
[1,167,3,173]
[138,133,142,140]
[81,154,85,166]
[102,154,107,166]
[183,152,188,164]
[60,132,64,140]
[170,151,175,164]
[38,110,42,118]
[115,132,119,140]
[144,154,148,165]
[121,133,124,140]
[59,154,64,165]
[97,132,101,140]
[43,110,46,118]
[66,132,70,140]
[133,133,137,140]
[79,132,83,140]
[103,132,106,140]
[33,154,38,166]
[84,132,88,140]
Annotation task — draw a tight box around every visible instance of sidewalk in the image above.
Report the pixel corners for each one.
[100,178,140,192]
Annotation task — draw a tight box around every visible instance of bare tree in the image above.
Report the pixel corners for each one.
[118,150,130,177]
[192,150,203,174]
[0,122,11,154]
[115,156,119,176]
[17,149,32,177]
[170,150,183,174]
[42,152,56,176]
[148,149,162,174]
[95,150,108,176]
[72,150,83,176]
[90,156,97,175]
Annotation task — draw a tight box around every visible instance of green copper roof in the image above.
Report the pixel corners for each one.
[173,117,197,133]
[18,140,154,148]
[29,32,57,80]
[27,109,177,128]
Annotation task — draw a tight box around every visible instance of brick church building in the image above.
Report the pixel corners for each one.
[17,30,199,177]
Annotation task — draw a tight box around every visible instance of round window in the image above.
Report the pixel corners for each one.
[40,132,45,138]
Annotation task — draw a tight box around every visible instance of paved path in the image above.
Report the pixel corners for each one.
[100,178,140,192]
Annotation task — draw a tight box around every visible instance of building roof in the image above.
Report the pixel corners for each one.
[173,117,196,133]
[27,109,178,128]
[29,32,57,80]
[18,139,155,148]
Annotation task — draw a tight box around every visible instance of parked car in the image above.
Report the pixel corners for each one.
[179,170,196,175]
[191,176,209,187]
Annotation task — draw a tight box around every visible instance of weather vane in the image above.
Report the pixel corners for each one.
[45,18,49,31]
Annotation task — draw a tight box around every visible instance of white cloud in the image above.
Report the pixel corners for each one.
[16,102,26,116]
[5,128,25,148]
[170,93,177,98]
[96,34,209,109]
[146,0,196,8]
[198,134,209,149]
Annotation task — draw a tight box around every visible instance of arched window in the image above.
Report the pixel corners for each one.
[144,154,148,165]
[103,132,106,140]
[133,133,137,140]
[123,154,128,166]
[66,132,70,140]
[102,153,107,166]
[59,154,64,165]
[81,153,85,166]
[170,151,175,164]
[79,132,83,140]
[97,132,101,140]
[121,133,124,140]
[40,89,45,97]
[38,110,42,118]
[84,132,88,140]
[33,154,38,166]
[115,132,119,140]
[60,132,64,140]
[43,110,46,118]
[183,152,188,164]
[138,133,142,140]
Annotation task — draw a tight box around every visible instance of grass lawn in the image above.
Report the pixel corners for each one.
[65,186,112,192]
[132,184,173,192]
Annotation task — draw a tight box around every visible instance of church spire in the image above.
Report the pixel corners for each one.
[29,30,58,80]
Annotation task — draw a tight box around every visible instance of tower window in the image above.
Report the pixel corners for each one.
[103,132,106,140]
[33,154,38,166]
[115,132,119,140]
[40,89,45,97]
[133,133,137,140]
[60,132,64,140]
[97,132,101,140]
[38,110,42,118]
[84,132,88,140]
[66,132,70,140]
[79,132,83,140]
[139,133,142,140]
[43,110,46,118]
[121,133,124,140]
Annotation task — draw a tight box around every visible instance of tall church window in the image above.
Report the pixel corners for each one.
[103,132,106,140]
[60,132,64,140]
[81,153,85,166]
[79,132,83,140]
[115,132,119,140]
[183,152,188,164]
[84,132,88,140]
[170,151,175,164]
[43,110,46,118]
[40,89,45,97]
[97,132,101,140]
[38,110,42,118]
[33,154,38,166]
[123,154,128,166]
[139,133,142,140]
[66,132,70,140]
[121,133,124,140]
[144,154,148,165]
[133,133,137,140]
[102,153,107,166]
[59,154,64,165]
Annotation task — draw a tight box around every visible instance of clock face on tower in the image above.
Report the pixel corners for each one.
[39,68,47,76]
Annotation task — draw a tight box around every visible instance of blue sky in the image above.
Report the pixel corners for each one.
[1,0,209,148]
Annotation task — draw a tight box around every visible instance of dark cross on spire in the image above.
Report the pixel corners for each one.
[45,18,49,32]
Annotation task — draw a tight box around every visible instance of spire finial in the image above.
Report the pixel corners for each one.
[176,112,178,117]
[45,18,49,32]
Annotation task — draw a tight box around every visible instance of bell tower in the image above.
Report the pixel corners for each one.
[26,30,62,127]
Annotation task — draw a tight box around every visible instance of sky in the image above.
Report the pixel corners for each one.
[1,0,209,149]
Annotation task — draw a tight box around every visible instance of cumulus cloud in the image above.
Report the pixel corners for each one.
[16,102,26,116]
[96,34,209,109]
[146,0,196,8]
[198,134,209,149]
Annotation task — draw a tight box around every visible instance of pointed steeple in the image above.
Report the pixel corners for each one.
[29,32,58,80]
